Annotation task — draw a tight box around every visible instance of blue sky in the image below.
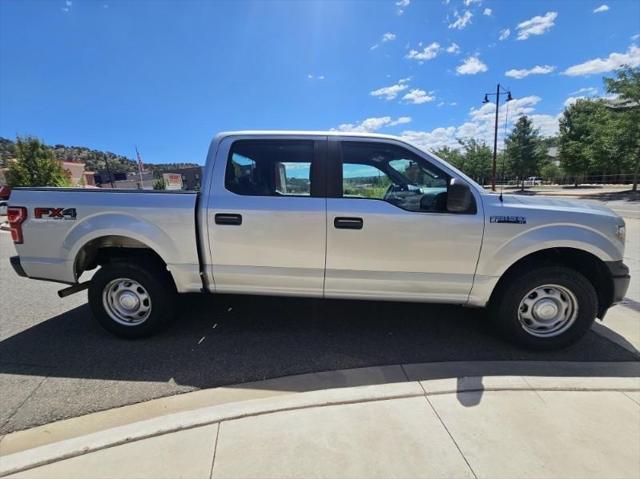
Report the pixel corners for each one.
[1,0,639,164]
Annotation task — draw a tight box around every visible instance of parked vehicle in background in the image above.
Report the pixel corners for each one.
[0,200,7,216]
[525,176,542,186]
[8,131,630,349]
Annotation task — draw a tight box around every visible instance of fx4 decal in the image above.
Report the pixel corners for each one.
[490,215,526,224]
[34,207,77,220]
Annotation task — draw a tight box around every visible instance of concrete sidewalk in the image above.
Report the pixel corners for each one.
[1,363,639,479]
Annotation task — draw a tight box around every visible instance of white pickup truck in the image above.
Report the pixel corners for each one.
[8,131,630,349]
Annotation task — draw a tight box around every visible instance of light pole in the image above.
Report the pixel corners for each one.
[483,84,513,191]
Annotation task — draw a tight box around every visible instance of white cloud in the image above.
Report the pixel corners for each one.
[401,127,458,150]
[499,28,511,41]
[565,91,618,107]
[390,116,412,126]
[406,42,441,61]
[593,4,609,13]
[563,96,586,107]
[632,34,640,41]
[445,42,460,54]
[483,8,492,16]
[449,10,473,30]
[400,95,559,151]
[570,86,598,95]
[370,78,410,100]
[335,116,411,133]
[456,56,488,75]
[382,32,396,42]
[371,32,396,50]
[563,45,640,76]
[516,11,557,40]
[62,0,72,12]
[530,114,561,137]
[402,89,436,104]
[469,95,541,123]
[307,74,325,80]
[464,0,481,5]
[505,64,555,79]
[396,0,410,15]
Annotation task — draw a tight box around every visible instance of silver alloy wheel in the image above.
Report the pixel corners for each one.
[517,284,578,337]
[102,278,152,326]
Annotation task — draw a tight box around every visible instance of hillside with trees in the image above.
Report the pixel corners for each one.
[0,137,199,178]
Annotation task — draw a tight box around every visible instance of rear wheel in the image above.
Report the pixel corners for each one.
[88,261,177,338]
[489,265,598,350]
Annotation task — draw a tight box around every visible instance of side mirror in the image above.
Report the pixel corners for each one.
[447,181,476,214]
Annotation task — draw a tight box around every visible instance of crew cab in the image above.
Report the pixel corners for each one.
[8,131,630,349]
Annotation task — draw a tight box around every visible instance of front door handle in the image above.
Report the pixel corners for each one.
[334,217,363,230]
[215,213,242,226]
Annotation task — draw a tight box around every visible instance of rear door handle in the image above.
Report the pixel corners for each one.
[334,217,363,230]
[215,213,242,226]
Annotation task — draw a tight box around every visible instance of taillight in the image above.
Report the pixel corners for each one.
[7,206,27,244]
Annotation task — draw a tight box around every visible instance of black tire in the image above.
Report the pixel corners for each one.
[88,260,177,338]
[489,265,598,350]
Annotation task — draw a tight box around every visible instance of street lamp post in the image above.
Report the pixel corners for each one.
[483,84,513,191]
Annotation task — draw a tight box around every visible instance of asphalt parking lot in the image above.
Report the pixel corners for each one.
[0,196,638,435]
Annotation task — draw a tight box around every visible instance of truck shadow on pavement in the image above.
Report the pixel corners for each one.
[0,293,637,390]
[0,294,638,433]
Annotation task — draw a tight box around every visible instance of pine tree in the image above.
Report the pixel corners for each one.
[505,115,546,190]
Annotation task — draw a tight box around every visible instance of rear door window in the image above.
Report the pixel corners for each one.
[226,140,315,197]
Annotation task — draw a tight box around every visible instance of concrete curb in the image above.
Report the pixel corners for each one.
[2,360,639,456]
[1,363,639,478]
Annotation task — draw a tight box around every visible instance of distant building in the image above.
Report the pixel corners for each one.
[165,166,204,190]
[95,170,155,189]
[61,161,96,187]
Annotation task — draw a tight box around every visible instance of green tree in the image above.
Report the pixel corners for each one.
[456,139,492,185]
[432,146,464,171]
[505,115,546,190]
[558,100,603,186]
[540,162,563,183]
[604,66,640,191]
[6,136,71,187]
[153,179,166,190]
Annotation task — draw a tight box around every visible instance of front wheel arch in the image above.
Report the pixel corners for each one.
[489,247,613,318]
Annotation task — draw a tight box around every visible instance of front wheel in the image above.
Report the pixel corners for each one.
[88,261,177,338]
[489,266,598,350]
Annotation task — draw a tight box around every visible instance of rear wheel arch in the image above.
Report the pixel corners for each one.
[73,235,176,290]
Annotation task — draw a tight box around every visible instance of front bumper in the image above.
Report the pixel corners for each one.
[605,260,630,304]
[10,256,27,278]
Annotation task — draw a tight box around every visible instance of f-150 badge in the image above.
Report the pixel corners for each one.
[34,207,77,220]
[490,216,526,224]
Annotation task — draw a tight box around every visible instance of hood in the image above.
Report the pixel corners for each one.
[500,194,618,217]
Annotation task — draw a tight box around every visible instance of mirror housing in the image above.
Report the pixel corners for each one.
[447,181,476,214]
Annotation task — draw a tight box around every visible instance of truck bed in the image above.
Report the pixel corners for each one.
[9,188,202,293]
